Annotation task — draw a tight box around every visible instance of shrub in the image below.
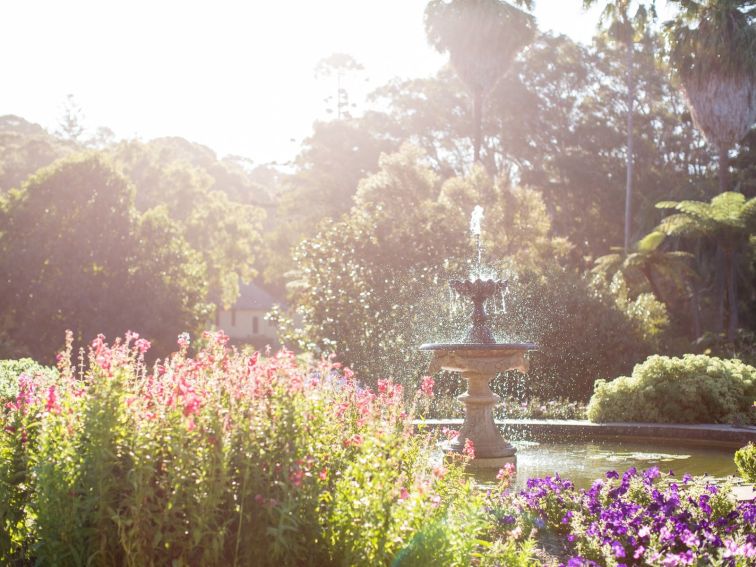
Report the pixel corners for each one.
[502,267,655,401]
[587,354,756,424]
[735,443,756,482]
[0,331,535,567]
[0,358,57,405]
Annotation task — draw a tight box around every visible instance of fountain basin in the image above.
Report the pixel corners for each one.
[419,419,755,491]
[420,342,537,467]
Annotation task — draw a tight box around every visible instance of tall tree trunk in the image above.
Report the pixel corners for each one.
[725,249,738,341]
[624,39,635,254]
[689,282,702,341]
[473,88,482,164]
[640,265,664,304]
[714,245,725,335]
[718,144,730,194]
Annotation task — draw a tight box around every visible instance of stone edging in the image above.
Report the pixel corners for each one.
[416,419,756,449]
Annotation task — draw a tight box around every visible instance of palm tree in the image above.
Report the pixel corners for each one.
[593,230,695,305]
[424,0,535,165]
[656,192,756,340]
[583,1,656,254]
[665,0,756,194]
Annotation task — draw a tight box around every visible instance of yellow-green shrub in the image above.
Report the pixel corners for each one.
[587,354,756,424]
[735,443,756,482]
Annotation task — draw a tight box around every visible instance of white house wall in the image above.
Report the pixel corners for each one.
[217,308,276,340]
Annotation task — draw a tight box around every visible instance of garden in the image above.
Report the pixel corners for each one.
[0,334,754,566]
[1,0,756,565]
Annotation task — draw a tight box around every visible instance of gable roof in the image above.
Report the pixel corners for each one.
[233,282,282,310]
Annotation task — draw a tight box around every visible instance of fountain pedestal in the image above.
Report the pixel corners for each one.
[424,345,531,468]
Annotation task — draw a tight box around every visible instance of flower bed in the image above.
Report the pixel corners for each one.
[2,333,754,566]
[486,467,756,566]
[0,332,534,566]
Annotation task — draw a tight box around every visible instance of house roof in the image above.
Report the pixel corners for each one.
[233,282,281,310]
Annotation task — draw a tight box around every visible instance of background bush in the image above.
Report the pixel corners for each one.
[502,267,654,401]
[587,354,756,424]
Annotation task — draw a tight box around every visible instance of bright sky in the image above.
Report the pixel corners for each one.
[0,0,671,165]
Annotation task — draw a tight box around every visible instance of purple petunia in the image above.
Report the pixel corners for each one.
[512,466,755,567]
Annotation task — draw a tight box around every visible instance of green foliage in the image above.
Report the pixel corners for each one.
[587,354,756,424]
[657,192,756,247]
[0,154,212,360]
[0,334,537,566]
[262,119,396,292]
[111,139,266,307]
[504,267,654,400]
[288,147,573,385]
[592,231,696,312]
[656,192,756,340]
[665,0,756,84]
[425,0,535,162]
[601,273,670,344]
[734,442,756,482]
[0,115,74,193]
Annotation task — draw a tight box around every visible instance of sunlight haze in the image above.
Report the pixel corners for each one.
[2,0,642,163]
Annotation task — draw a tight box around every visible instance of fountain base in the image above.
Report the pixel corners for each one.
[420,343,535,467]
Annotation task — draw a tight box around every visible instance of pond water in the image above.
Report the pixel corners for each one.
[471,439,739,489]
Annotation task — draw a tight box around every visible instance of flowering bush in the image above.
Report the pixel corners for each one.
[0,331,535,566]
[500,468,756,566]
[588,354,756,425]
[0,358,57,406]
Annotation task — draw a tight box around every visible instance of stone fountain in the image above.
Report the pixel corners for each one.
[420,206,535,467]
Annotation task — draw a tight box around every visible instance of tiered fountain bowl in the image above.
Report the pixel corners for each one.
[420,277,536,468]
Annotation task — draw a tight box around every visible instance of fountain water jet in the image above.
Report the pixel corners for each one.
[420,207,536,467]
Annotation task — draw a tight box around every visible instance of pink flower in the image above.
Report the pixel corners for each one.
[463,438,475,459]
[45,385,61,414]
[343,434,364,447]
[399,487,410,500]
[442,427,459,441]
[496,463,515,481]
[419,375,434,397]
[290,468,305,488]
[177,332,190,349]
[135,338,151,355]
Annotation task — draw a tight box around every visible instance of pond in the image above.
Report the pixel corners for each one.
[471,438,739,489]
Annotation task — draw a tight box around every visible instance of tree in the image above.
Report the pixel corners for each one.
[593,230,695,305]
[665,0,756,194]
[424,0,535,165]
[111,139,265,307]
[314,53,365,120]
[656,192,756,340]
[262,119,397,293]
[0,115,73,193]
[288,146,595,390]
[56,94,86,142]
[367,31,716,260]
[288,146,466,380]
[0,154,211,360]
[583,0,656,254]
[593,230,700,337]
